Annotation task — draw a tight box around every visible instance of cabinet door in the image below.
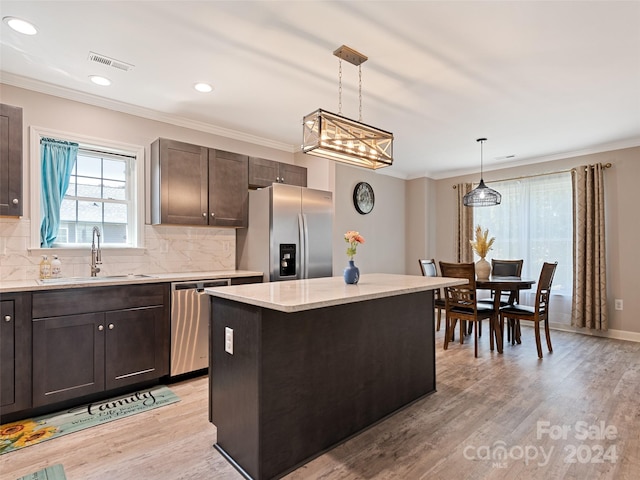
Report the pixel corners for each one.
[208,149,248,227]
[0,104,23,216]
[32,313,105,407]
[0,294,31,415]
[105,305,168,390]
[0,301,15,409]
[248,157,308,188]
[153,138,208,225]
[248,157,278,188]
[278,163,307,187]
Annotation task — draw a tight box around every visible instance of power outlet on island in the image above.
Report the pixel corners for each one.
[225,327,234,354]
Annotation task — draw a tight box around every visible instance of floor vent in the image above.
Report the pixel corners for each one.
[88,52,134,72]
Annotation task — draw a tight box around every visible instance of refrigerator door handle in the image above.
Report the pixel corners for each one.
[298,212,309,278]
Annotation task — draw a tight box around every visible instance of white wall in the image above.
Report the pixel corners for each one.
[405,177,438,276]
[332,164,406,276]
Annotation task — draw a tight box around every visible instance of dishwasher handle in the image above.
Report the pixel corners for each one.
[172,279,231,293]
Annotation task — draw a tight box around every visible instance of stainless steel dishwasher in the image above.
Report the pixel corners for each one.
[170,279,230,376]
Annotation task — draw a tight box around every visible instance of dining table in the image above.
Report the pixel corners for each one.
[476,276,536,349]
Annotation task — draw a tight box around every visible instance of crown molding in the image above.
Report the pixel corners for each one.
[422,137,640,180]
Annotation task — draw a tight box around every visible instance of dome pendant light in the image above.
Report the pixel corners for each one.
[463,138,502,207]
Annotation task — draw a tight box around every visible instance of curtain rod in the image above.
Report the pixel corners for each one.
[453,162,612,189]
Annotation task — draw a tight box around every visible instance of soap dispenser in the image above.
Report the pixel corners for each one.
[39,255,52,280]
[51,255,62,278]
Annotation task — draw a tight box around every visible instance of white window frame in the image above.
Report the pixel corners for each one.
[29,126,145,252]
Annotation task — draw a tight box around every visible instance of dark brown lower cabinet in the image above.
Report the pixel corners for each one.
[32,284,170,408]
[0,292,32,415]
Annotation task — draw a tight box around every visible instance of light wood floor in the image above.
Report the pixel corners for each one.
[2,325,639,480]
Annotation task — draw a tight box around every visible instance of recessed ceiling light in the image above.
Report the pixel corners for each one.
[194,83,213,93]
[89,75,111,86]
[3,16,38,35]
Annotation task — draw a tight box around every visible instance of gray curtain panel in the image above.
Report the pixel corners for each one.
[571,163,607,330]
[456,183,474,263]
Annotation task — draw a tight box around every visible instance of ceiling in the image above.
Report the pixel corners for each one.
[1,1,639,179]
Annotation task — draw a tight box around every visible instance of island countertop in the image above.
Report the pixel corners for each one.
[205,273,466,313]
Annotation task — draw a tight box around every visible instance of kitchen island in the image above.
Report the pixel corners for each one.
[206,273,466,480]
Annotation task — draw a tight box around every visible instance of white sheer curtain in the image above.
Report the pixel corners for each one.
[473,172,573,325]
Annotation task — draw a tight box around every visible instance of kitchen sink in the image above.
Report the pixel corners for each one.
[39,274,157,285]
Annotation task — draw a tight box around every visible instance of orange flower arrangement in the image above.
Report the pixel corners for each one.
[344,230,365,260]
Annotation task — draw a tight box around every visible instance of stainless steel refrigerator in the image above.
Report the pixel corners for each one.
[236,183,333,282]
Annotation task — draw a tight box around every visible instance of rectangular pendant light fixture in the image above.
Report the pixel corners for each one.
[302,108,394,169]
[302,45,394,170]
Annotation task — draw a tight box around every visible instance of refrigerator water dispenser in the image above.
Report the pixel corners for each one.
[280,244,296,277]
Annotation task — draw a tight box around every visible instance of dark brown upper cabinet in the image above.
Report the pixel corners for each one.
[0,104,23,216]
[150,138,248,227]
[248,156,307,189]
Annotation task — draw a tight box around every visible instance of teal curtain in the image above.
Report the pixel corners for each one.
[40,138,78,247]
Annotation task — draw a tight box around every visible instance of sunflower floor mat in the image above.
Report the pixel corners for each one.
[1,385,179,455]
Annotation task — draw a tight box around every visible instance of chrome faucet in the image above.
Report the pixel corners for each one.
[91,226,102,276]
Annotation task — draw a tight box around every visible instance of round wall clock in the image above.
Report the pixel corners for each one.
[353,182,375,214]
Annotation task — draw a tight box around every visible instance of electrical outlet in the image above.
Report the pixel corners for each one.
[225,327,234,354]
[615,299,623,311]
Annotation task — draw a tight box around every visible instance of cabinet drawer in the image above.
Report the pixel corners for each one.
[33,283,169,318]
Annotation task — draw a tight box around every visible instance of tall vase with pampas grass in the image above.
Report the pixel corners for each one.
[469,225,495,280]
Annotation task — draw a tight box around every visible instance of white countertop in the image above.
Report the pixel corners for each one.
[205,273,467,313]
[0,270,263,293]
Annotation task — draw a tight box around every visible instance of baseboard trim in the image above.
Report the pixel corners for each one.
[548,322,640,343]
[436,312,640,343]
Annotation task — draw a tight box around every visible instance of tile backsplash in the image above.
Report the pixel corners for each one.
[0,217,236,281]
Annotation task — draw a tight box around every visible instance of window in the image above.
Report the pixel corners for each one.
[30,127,144,250]
[59,148,134,246]
[473,172,573,297]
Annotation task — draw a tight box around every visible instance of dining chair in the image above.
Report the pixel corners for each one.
[478,259,524,306]
[477,258,524,341]
[418,259,446,332]
[499,262,558,358]
[439,261,501,358]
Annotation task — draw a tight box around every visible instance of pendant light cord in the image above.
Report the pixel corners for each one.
[338,58,342,115]
[477,138,487,180]
[337,57,364,121]
[480,140,484,179]
[359,65,363,122]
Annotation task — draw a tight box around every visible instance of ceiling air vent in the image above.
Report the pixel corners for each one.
[88,52,134,72]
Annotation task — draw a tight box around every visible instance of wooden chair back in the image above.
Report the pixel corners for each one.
[418,258,438,278]
[534,262,558,319]
[439,261,477,310]
[491,259,524,277]
[419,259,445,331]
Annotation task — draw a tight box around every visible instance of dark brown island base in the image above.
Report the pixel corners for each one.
[206,273,465,480]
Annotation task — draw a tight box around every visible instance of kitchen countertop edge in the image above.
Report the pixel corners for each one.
[0,270,264,293]
[205,273,467,313]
